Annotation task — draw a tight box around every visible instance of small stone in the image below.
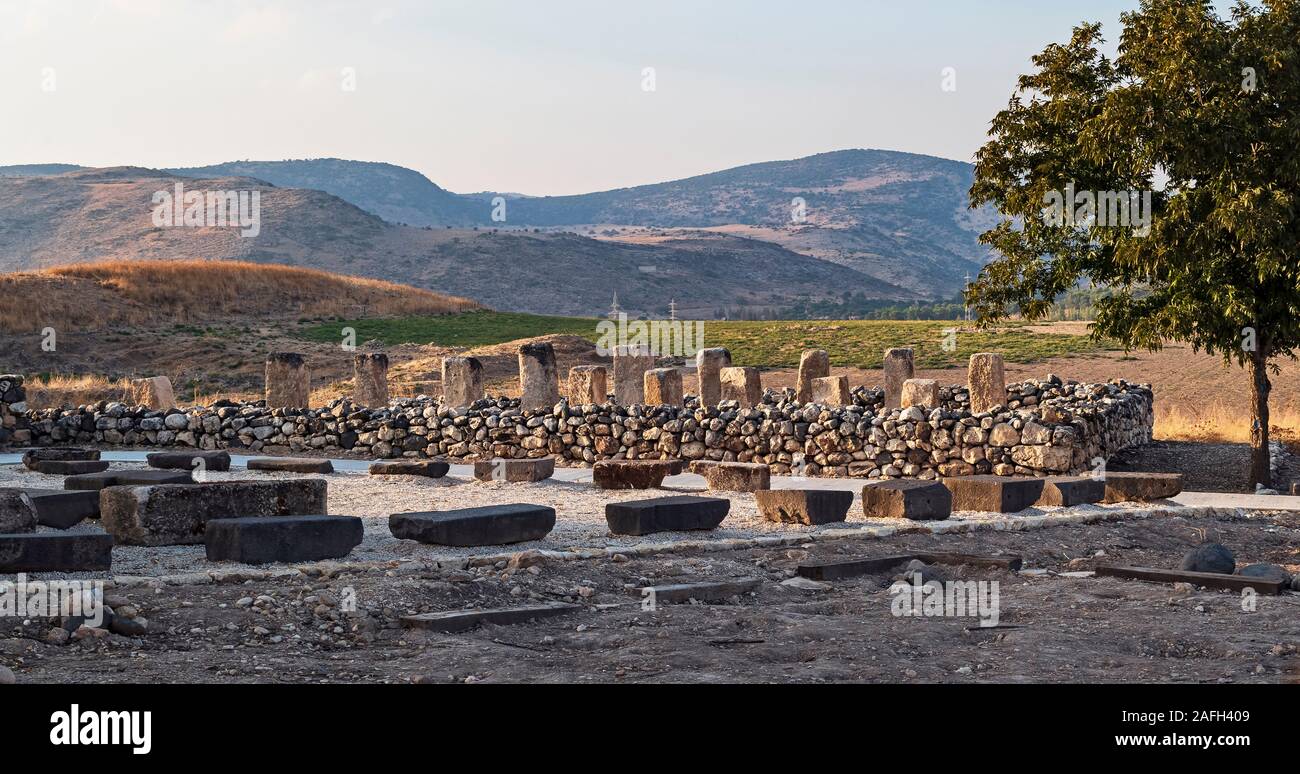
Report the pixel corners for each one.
[1180,543,1235,575]
[781,576,831,591]
[0,666,14,684]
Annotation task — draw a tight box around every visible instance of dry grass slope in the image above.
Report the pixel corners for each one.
[0,259,480,333]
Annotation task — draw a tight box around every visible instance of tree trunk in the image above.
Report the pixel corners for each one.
[1248,348,1272,489]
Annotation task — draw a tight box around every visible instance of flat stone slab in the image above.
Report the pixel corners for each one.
[473,457,555,483]
[798,552,1023,581]
[205,515,363,565]
[64,470,195,491]
[1102,472,1183,503]
[0,532,113,572]
[634,578,761,605]
[0,489,39,533]
[605,495,730,536]
[862,480,952,520]
[593,460,679,490]
[1096,565,1284,594]
[27,459,110,476]
[100,479,328,546]
[246,457,335,474]
[369,460,450,478]
[146,450,232,472]
[689,461,771,492]
[1036,475,1105,506]
[20,489,100,529]
[389,504,556,546]
[22,447,101,468]
[943,475,1044,513]
[755,489,853,525]
[401,603,580,633]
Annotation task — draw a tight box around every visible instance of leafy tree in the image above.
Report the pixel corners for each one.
[967,0,1300,487]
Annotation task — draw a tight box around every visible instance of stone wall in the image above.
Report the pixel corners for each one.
[6,375,1154,480]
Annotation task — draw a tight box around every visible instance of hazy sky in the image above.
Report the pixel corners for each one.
[0,0,1242,195]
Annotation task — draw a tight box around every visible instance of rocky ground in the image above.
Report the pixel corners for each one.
[2,482,1298,683]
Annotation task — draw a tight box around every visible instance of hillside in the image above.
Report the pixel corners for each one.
[0,167,909,317]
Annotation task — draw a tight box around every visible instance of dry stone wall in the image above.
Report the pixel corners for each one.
[4,374,1154,480]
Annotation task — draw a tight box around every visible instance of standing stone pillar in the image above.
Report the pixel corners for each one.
[797,349,830,404]
[568,365,608,404]
[265,353,310,409]
[442,356,484,409]
[720,366,762,406]
[644,368,683,405]
[900,378,940,410]
[131,376,175,410]
[968,353,1007,413]
[612,344,654,405]
[695,347,731,406]
[518,343,560,412]
[811,375,850,406]
[882,347,915,409]
[352,353,389,407]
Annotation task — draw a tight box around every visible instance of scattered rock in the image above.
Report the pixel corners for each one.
[1180,543,1235,575]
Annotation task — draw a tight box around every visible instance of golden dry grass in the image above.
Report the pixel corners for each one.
[0,259,480,333]
[1155,402,1300,447]
[23,374,134,408]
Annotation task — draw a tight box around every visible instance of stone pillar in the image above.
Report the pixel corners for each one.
[882,347,915,409]
[265,353,310,409]
[612,344,654,405]
[968,353,1007,413]
[797,349,830,404]
[644,368,683,405]
[518,342,560,412]
[441,356,484,409]
[900,378,940,410]
[811,375,850,406]
[131,376,175,410]
[694,347,731,406]
[352,353,389,407]
[720,366,762,406]
[568,365,608,404]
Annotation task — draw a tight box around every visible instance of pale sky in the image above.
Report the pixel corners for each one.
[0,0,1242,195]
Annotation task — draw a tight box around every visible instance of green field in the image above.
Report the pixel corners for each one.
[300,311,1114,368]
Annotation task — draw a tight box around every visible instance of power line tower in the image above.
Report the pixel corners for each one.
[609,292,622,320]
[963,273,972,322]
[668,298,678,321]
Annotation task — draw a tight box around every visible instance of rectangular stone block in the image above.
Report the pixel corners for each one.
[402,603,579,633]
[862,479,952,520]
[265,352,310,409]
[719,366,762,405]
[28,459,110,475]
[131,376,175,410]
[0,489,39,533]
[246,457,335,474]
[389,504,556,546]
[882,347,915,409]
[146,450,232,472]
[943,475,1044,513]
[518,342,561,412]
[900,378,940,410]
[1036,475,1105,506]
[689,461,771,492]
[968,352,1006,413]
[755,489,853,525]
[1101,472,1184,503]
[369,460,450,478]
[22,447,101,468]
[473,457,555,482]
[567,365,608,404]
[797,349,830,403]
[643,368,683,406]
[441,356,484,409]
[604,495,730,536]
[353,352,389,407]
[21,489,100,529]
[100,479,328,546]
[64,470,195,491]
[694,348,731,406]
[594,460,679,489]
[0,532,113,573]
[204,514,363,564]
[811,375,850,406]
[612,345,655,405]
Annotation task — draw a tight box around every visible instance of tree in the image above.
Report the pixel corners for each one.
[967,0,1300,488]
